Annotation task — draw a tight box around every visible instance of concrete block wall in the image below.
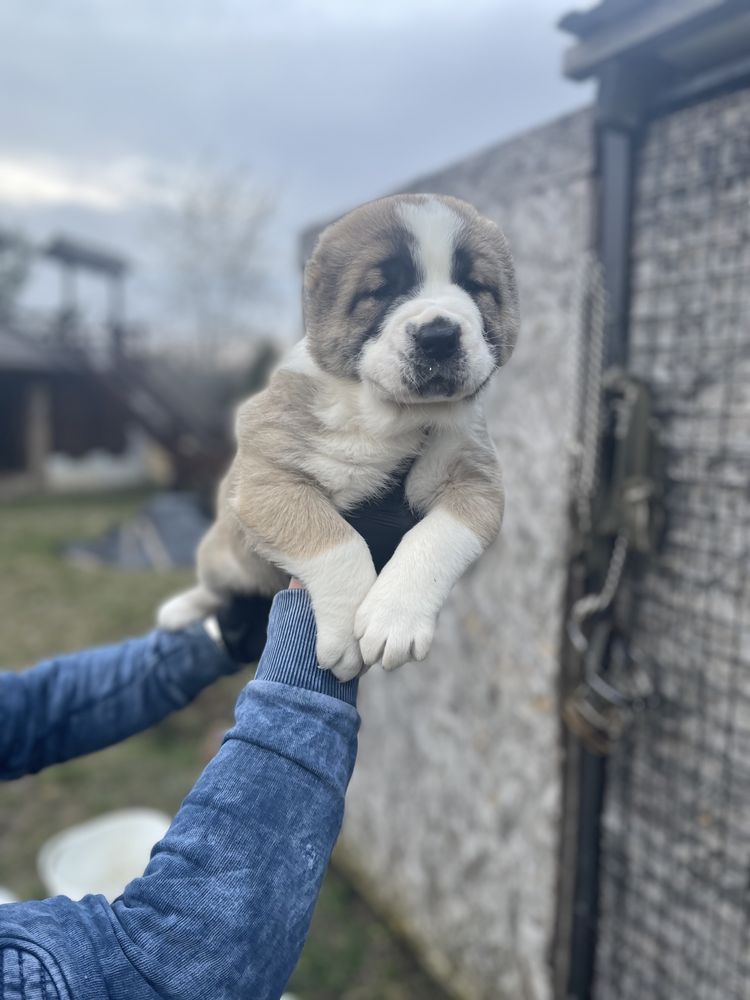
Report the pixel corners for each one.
[331,108,594,1000]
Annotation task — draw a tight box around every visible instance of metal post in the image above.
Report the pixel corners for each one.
[563,59,644,1000]
[25,380,51,488]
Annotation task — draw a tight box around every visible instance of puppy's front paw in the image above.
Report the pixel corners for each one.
[355,580,436,672]
[316,627,364,682]
[303,538,376,681]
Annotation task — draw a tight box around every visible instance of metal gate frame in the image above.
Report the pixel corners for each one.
[554,4,750,997]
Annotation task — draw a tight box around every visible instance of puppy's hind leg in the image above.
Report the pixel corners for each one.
[198,513,288,599]
[157,514,286,631]
[156,519,229,630]
[157,584,224,631]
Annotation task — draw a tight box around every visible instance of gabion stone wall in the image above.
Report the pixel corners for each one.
[333,109,594,1000]
[595,87,750,998]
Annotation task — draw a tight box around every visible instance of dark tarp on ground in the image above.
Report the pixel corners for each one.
[66,493,209,570]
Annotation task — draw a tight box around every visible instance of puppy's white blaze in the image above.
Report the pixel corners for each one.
[398,294,478,330]
[359,202,494,404]
[355,508,484,670]
[397,200,461,287]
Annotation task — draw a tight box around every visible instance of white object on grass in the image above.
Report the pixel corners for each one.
[38,808,171,902]
[0,886,19,905]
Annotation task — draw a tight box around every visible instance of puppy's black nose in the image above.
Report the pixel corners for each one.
[414,317,461,361]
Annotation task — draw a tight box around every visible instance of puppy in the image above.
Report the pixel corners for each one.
[158,193,519,680]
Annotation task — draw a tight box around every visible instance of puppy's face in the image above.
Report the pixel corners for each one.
[303,194,518,404]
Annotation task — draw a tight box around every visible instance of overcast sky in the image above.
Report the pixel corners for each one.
[0,0,593,334]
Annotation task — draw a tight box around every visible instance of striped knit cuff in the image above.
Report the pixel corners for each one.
[255,588,359,707]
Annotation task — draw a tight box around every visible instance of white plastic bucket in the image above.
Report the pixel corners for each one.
[38,808,171,902]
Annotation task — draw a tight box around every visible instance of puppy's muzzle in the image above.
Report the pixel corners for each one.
[413,317,461,361]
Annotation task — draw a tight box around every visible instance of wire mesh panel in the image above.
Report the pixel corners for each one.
[594,85,750,999]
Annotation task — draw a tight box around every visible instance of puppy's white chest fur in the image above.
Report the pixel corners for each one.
[278,338,426,508]
[304,378,426,509]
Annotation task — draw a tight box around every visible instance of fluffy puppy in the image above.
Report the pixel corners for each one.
[158,193,519,680]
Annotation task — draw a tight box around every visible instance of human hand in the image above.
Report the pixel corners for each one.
[213,593,274,664]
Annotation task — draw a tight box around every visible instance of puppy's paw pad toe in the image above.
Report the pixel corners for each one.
[411,627,434,662]
[316,632,363,679]
[331,656,362,682]
[357,612,435,672]
[358,631,387,668]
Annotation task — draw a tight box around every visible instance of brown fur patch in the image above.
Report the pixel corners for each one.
[230,460,353,560]
[303,197,409,378]
[436,452,504,547]
[235,370,323,473]
[224,370,355,560]
[409,425,504,547]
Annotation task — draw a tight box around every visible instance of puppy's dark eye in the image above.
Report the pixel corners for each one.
[349,252,416,313]
[378,256,407,294]
[463,276,500,304]
[357,256,413,303]
[452,246,500,304]
[349,285,387,313]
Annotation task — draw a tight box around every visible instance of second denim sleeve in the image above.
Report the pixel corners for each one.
[0,588,361,1000]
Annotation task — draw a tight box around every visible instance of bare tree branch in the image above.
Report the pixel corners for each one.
[154,168,275,360]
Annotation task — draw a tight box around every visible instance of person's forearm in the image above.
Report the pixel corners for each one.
[0,625,237,779]
[110,589,359,999]
[0,589,360,1000]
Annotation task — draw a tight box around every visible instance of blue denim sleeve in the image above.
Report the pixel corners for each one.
[0,625,239,780]
[0,588,360,1000]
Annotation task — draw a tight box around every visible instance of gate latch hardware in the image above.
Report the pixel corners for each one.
[595,368,664,557]
[565,369,663,750]
[563,621,656,755]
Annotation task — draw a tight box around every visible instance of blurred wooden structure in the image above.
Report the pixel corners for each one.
[0,233,234,496]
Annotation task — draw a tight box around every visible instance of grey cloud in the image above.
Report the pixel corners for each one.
[0,2,589,213]
[0,1,591,327]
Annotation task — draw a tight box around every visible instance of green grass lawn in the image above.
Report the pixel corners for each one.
[0,491,444,1000]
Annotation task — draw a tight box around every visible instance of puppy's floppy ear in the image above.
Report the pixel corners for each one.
[485,219,519,367]
[302,230,332,331]
[303,245,322,299]
[302,247,320,323]
[303,225,348,341]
